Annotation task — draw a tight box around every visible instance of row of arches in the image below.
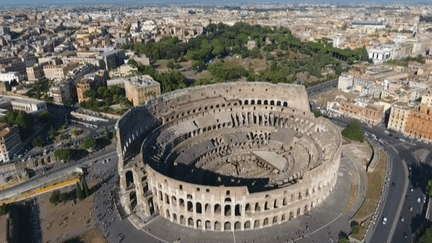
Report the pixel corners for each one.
[162,200,315,231]
[152,180,332,218]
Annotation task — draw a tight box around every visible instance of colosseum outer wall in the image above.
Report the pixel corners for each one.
[115,82,342,231]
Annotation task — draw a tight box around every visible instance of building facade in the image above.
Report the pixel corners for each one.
[387,105,411,133]
[405,106,432,142]
[339,101,384,125]
[124,75,161,106]
[0,123,22,163]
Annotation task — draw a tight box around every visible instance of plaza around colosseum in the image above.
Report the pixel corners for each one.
[115,82,343,233]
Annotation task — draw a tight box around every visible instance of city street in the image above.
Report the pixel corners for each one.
[330,117,431,243]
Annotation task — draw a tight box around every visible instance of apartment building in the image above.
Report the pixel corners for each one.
[124,75,161,106]
[0,123,22,162]
[405,106,432,142]
[26,65,44,82]
[339,101,384,125]
[48,78,73,106]
[387,105,411,133]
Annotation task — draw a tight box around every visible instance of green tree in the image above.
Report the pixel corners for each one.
[127,58,138,67]
[427,180,432,197]
[71,129,83,136]
[97,87,108,98]
[82,138,96,151]
[76,182,85,200]
[167,60,175,69]
[0,203,8,215]
[59,192,69,202]
[38,110,50,124]
[48,126,56,138]
[49,190,61,205]
[104,127,112,140]
[342,121,365,142]
[82,176,89,197]
[184,30,189,36]
[212,39,225,57]
[418,228,432,243]
[32,136,44,147]
[339,237,350,243]
[54,149,71,162]
[83,90,96,99]
[1,110,34,139]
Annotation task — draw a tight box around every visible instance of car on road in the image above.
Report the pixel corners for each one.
[400,216,404,222]
[417,197,421,203]
[382,217,387,225]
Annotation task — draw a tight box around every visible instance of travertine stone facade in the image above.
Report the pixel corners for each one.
[115,82,342,231]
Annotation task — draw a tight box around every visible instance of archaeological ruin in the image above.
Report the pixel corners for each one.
[115,82,342,231]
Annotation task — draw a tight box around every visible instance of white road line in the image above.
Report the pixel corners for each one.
[386,146,409,243]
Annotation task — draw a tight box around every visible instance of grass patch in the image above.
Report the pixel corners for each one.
[351,149,387,240]
[344,172,360,214]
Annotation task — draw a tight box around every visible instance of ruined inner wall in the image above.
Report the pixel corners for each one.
[115,82,341,231]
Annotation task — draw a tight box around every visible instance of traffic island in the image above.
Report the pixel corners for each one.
[350,149,387,241]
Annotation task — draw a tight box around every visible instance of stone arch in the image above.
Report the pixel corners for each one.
[224,205,231,216]
[125,170,134,188]
[289,211,294,220]
[281,214,286,222]
[205,203,210,213]
[172,213,177,222]
[254,220,260,229]
[255,202,261,212]
[283,101,288,107]
[165,193,170,204]
[234,221,241,231]
[214,221,221,231]
[205,220,211,230]
[187,201,193,212]
[235,204,241,216]
[196,219,202,229]
[264,201,270,210]
[297,208,301,216]
[188,217,194,227]
[130,191,137,210]
[245,203,251,214]
[214,204,221,215]
[272,216,278,224]
[263,218,269,226]
[171,196,177,206]
[244,220,251,229]
[283,197,287,206]
[166,209,170,219]
[270,100,275,105]
[304,204,309,213]
[179,198,185,209]
[224,221,231,231]
[180,215,185,225]
[196,202,202,214]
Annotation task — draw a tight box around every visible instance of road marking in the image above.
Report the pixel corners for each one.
[386,146,409,243]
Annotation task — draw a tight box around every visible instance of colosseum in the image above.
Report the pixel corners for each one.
[115,82,342,232]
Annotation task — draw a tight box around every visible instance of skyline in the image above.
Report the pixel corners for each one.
[2,0,432,6]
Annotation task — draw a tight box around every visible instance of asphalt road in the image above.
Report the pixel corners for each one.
[330,117,430,243]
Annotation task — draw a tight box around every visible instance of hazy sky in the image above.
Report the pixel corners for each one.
[1,0,429,5]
